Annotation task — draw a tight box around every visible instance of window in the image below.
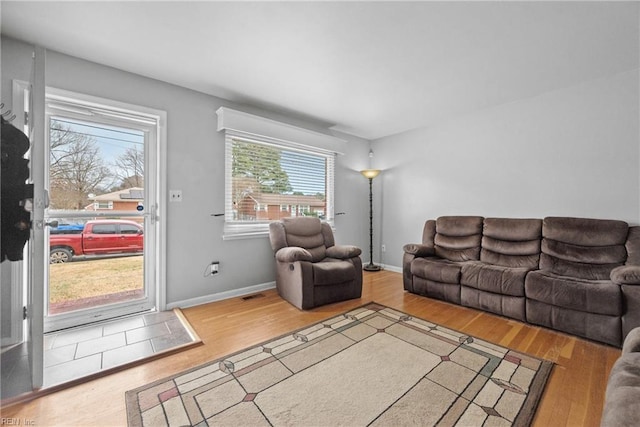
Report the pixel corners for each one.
[94,202,113,210]
[91,224,117,234]
[217,107,343,239]
[223,135,335,238]
[120,224,142,234]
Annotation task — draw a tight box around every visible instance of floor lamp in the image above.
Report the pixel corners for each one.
[361,169,381,271]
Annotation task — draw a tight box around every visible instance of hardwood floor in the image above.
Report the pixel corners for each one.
[1,271,621,426]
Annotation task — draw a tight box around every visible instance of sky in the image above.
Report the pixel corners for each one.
[50,116,144,168]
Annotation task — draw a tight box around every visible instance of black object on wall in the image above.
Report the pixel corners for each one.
[1,115,33,261]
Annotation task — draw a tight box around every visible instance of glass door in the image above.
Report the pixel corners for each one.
[43,91,160,332]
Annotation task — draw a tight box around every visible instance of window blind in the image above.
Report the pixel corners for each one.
[224,132,335,239]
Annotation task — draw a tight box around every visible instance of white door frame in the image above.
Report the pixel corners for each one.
[42,88,167,332]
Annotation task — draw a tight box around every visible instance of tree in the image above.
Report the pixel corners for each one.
[113,147,144,189]
[232,141,292,194]
[49,120,112,210]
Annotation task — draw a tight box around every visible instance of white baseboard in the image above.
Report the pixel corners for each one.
[381,264,402,273]
[167,281,276,310]
[166,266,402,310]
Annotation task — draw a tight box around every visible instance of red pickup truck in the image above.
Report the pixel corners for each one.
[49,219,143,263]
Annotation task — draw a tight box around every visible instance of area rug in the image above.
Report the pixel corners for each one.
[125,302,553,426]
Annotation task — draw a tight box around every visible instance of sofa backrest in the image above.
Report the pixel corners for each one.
[269,217,329,262]
[432,216,483,262]
[481,218,542,269]
[540,217,629,280]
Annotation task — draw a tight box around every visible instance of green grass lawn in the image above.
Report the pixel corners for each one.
[48,255,143,303]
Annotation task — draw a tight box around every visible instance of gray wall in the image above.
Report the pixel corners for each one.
[372,69,640,269]
[1,37,370,309]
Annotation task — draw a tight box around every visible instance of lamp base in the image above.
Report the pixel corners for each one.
[363,264,382,272]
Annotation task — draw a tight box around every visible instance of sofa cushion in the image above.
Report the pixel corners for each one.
[543,217,629,246]
[539,252,624,281]
[411,257,462,284]
[540,217,628,280]
[460,261,528,297]
[434,216,483,262]
[481,218,542,269]
[525,270,622,316]
[312,259,355,286]
[601,353,640,427]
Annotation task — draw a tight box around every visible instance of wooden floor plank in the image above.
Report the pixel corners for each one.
[1,271,621,426]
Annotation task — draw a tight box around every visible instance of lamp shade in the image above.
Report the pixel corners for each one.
[360,169,381,179]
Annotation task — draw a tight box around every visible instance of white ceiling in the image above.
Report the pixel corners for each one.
[2,1,638,140]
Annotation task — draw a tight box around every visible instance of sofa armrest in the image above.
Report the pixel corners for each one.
[326,245,362,259]
[611,265,640,285]
[623,327,640,354]
[403,243,434,257]
[275,247,312,263]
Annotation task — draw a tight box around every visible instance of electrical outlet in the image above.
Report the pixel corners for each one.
[381,244,386,252]
[169,190,182,202]
[210,261,220,275]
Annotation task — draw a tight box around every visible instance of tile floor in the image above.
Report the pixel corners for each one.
[42,310,196,388]
[0,342,31,399]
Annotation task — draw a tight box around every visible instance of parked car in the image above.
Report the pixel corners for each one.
[49,219,143,263]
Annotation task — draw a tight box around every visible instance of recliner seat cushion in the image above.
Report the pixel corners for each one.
[461,261,528,297]
[411,257,462,284]
[525,270,622,316]
[312,259,355,286]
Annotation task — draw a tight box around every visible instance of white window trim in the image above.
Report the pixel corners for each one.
[217,107,343,240]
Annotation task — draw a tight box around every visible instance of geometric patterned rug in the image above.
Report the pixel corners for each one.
[125,302,553,426]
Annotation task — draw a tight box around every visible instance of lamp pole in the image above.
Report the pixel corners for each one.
[361,169,381,271]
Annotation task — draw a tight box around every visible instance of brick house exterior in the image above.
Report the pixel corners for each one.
[236,193,326,221]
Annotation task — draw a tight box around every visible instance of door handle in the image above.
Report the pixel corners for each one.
[35,220,58,229]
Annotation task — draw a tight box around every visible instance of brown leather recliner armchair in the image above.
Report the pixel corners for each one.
[268,217,363,309]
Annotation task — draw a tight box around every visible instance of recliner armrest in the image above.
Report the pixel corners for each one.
[276,247,313,263]
[623,328,640,354]
[326,245,361,259]
[403,243,434,257]
[611,265,640,285]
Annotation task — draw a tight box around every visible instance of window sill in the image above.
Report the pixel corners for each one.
[222,231,270,241]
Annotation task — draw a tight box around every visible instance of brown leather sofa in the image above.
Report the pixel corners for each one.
[403,216,640,347]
